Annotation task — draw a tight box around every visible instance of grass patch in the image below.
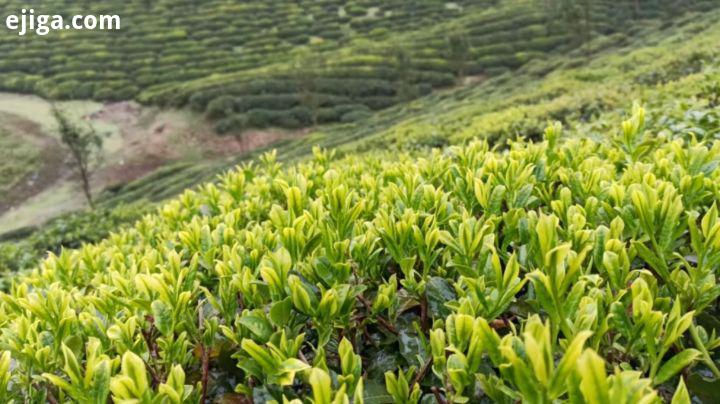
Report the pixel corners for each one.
[0,127,40,197]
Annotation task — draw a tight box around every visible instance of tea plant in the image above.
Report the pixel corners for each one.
[0,0,713,132]
[1,107,720,402]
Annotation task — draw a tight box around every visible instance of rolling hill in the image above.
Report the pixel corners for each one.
[1,0,720,402]
[0,0,715,133]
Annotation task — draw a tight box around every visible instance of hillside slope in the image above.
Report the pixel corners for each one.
[1,107,719,402]
[0,0,716,133]
[1,5,720,403]
[2,4,719,274]
[0,93,284,234]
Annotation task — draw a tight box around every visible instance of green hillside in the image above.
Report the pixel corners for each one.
[0,1,719,269]
[3,2,720,273]
[0,0,716,133]
[2,0,720,402]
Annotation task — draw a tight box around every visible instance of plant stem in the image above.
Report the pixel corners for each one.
[431,386,448,404]
[201,346,210,403]
[141,317,163,386]
[420,292,429,333]
[46,391,59,404]
[356,295,398,335]
[413,356,433,387]
[299,350,310,364]
[199,302,210,403]
[690,323,720,379]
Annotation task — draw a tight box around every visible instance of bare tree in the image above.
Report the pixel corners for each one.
[52,106,103,208]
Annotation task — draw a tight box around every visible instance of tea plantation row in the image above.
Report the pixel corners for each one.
[0,0,717,132]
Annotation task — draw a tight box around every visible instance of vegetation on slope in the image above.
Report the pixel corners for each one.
[0,159,223,274]
[330,10,720,154]
[0,202,151,278]
[0,0,716,132]
[1,103,720,402]
[0,126,39,195]
[3,3,720,278]
[2,5,720,401]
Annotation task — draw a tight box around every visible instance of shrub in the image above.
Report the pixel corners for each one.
[205,95,238,120]
[0,109,718,402]
[0,202,150,276]
[340,109,371,123]
[244,108,281,127]
[332,103,371,118]
[236,94,301,112]
[215,114,247,134]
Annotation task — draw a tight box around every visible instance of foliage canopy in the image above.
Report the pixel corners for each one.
[1,106,720,402]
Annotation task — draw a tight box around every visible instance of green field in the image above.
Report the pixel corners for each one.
[0,0,716,133]
[1,0,720,403]
[0,115,40,191]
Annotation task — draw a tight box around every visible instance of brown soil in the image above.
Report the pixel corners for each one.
[85,101,307,188]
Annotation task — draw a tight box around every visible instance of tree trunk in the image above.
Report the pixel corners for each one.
[79,166,94,209]
[69,146,94,209]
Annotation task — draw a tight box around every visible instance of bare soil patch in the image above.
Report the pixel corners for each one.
[85,101,307,188]
[0,93,309,232]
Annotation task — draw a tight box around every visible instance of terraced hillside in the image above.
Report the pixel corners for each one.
[0,0,717,133]
[3,2,720,275]
[1,2,720,402]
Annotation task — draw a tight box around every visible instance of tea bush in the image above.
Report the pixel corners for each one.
[0,202,151,276]
[0,0,714,131]
[1,106,719,402]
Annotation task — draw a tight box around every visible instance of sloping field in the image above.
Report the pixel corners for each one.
[1,104,720,402]
[1,1,720,402]
[0,6,720,403]
[0,0,716,133]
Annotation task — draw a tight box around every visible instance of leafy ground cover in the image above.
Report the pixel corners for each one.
[1,4,720,402]
[0,202,151,279]
[1,104,720,402]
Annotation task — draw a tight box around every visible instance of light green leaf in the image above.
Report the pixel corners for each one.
[151,299,173,336]
[578,350,609,404]
[671,377,691,404]
[654,349,700,385]
[549,331,592,397]
[309,368,333,404]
